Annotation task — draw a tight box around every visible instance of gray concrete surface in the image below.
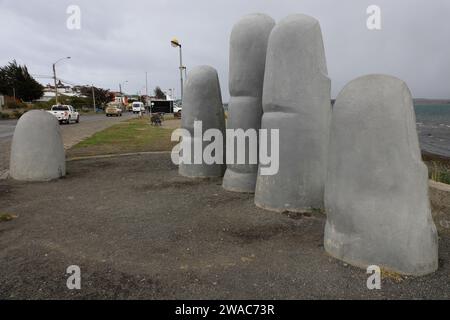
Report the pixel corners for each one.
[0,153,448,299]
[324,75,438,276]
[0,112,135,177]
[179,65,226,178]
[10,110,66,181]
[255,14,332,213]
[223,13,275,193]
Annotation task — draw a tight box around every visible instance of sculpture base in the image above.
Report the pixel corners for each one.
[254,200,319,214]
[222,170,257,193]
[324,221,438,276]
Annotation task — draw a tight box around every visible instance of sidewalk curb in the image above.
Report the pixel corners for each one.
[66,151,172,162]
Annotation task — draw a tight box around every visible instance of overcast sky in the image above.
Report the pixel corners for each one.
[1,0,449,101]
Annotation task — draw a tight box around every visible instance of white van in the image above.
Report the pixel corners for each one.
[132,102,145,114]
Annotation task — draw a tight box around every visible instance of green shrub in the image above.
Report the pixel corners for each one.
[0,112,10,119]
[6,101,28,109]
[428,161,450,185]
[30,101,52,110]
[12,110,24,119]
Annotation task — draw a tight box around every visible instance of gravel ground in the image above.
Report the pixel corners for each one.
[0,153,448,299]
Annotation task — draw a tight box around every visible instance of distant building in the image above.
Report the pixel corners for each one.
[111,92,128,105]
[34,81,86,102]
[163,89,175,101]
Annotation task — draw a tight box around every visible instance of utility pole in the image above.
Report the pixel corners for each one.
[52,57,71,105]
[91,85,96,113]
[145,72,149,97]
[12,88,16,101]
[145,72,149,111]
[119,80,128,111]
[53,64,58,104]
[119,83,123,110]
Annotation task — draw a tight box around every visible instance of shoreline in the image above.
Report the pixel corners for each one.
[422,150,450,164]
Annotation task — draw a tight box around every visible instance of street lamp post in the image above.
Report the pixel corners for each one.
[52,57,71,105]
[91,85,96,113]
[119,80,128,110]
[171,38,184,103]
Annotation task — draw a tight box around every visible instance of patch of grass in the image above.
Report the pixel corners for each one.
[427,161,450,185]
[67,118,178,158]
[381,268,404,283]
[0,112,10,119]
[0,213,17,223]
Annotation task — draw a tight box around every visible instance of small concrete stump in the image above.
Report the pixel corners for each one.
[10,110,66,181]
[324,74,438,276]
[222,13,275,193]
[255,14,332,212]
[179,65,226,178]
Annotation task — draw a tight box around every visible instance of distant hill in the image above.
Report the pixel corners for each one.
[223,99,450,108]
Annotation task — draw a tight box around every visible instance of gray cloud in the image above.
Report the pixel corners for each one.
[0,0,449,101]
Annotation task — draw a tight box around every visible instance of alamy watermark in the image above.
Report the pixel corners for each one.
[66,5,81,30]
[367,5,382,30]
[171,121,280,176]
[440,218,450,229]
[66,265,81,290]
[366,265,381,290]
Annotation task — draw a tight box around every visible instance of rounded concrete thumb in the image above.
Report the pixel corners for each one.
[324,74,438,276]
[10,110,66,181]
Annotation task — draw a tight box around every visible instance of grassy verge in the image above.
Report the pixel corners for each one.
[427,161,450,185]
[422,151,450,184]
[423,152,450,185]
[67,118,178,158]
[0,213,17,223]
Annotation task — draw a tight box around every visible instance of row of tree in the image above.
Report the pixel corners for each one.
[0,60,169,106]
[0,60,44,101]
[0,60,115,107]
[78,86,115,107]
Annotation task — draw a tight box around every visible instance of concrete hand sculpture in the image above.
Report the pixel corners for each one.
[222,13,275,193]
[324,75,438,275]
[179,65,226,178]
[10,110,66,181]
[255,14,332,212]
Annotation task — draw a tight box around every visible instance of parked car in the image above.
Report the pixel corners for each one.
[48,105,80,124]
[173,104,182,113]
[105,106,122,117]
[132,102,145,114]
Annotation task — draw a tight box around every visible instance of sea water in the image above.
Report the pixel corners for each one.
[415,104,450,158]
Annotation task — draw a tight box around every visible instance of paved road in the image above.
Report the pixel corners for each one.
[0,120,17,139]
[0,112,136,176]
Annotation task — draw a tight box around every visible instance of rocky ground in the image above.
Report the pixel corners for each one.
[0,153,448,299]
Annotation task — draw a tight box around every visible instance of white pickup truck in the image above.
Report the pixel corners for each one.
[48,105,80,124]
